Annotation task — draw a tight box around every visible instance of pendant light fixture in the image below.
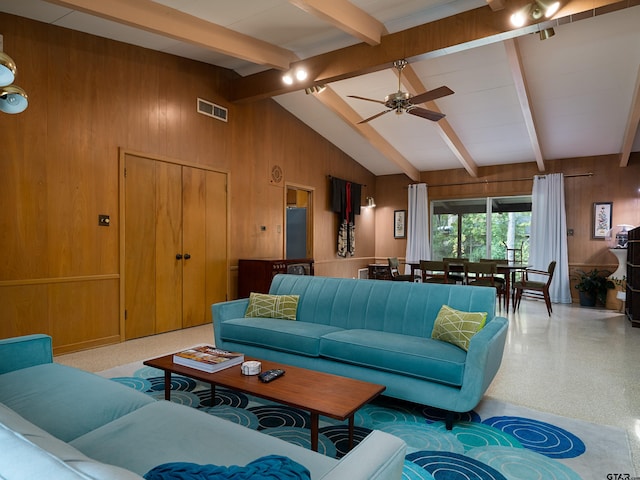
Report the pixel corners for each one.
[0,34,28,114]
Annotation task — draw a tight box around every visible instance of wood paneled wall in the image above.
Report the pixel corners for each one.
[375,155,640,300]
[0,14,375,352]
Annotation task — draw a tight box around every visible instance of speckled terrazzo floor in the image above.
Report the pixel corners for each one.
[55,299,640,475]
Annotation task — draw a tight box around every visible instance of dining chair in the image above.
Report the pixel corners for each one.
[513,261,557,316]
[443,257,467,284]
[387,257,415,282]
[465,262,506,307]
[420,260,449,283]
[480,258,507,307]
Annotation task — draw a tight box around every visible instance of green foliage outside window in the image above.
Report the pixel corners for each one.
[431,198,531,262]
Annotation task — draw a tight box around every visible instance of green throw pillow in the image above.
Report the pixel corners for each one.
[244,293,300,321]
[431,305,487,351]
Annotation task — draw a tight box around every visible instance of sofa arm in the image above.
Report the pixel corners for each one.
[455,316,508,412]
[319,430,406,480]
[0,334,53,375]
[211,299,250,346]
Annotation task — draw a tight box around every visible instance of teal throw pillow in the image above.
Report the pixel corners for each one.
[431,305,487,351]
[244,293,300,321]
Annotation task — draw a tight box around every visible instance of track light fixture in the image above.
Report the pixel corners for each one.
[366,196,376,208]
[510,0,560,28]
[282,67,308,86]
[0,35,28,114]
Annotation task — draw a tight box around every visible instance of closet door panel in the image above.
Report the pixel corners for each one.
[124,155,157,339]
[206,170,228,313]
[182,167,207,327]
[155,162,183,333]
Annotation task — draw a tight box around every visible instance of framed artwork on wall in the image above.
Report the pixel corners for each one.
[394,210,406,239]
[593,202,612,239]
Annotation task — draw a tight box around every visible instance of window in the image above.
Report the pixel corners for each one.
[431,196,531,261]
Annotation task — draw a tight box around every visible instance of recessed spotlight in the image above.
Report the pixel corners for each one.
[510,11,527,27]
[295,68,308,82]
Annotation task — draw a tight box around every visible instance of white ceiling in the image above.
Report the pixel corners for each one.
[1,0,639,179]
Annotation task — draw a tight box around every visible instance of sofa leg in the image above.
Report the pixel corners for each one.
[445,411,454,430]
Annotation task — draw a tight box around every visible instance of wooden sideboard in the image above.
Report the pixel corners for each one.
[237,258,314,298]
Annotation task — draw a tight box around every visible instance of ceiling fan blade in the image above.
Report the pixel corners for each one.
[409,86,454,105]
[348,95,387,105]
[358,109,392,124]
[407,107,446,122]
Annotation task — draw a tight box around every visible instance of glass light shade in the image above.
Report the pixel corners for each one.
[605,224,634,249]
[0,51,17,87]
[0,84,28,114]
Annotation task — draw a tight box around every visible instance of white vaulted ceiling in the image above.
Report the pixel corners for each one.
[1,0,639,180]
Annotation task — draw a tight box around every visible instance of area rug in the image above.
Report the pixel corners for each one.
[100,362,635,480]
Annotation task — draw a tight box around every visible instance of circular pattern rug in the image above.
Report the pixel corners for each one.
[110,369,597,479]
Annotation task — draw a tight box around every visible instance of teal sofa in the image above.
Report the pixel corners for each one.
[0,334,406,480]
[213,275,509,427]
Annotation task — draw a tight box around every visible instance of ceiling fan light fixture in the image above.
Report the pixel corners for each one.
[0,51,17,87]
[304,84,326,95]
[0,84,28,114]
[539,27,555,40]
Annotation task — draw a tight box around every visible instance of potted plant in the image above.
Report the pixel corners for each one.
[573,269,614,307]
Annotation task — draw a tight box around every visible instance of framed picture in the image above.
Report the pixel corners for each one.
[394,210,406,239]
[592,202,612,239]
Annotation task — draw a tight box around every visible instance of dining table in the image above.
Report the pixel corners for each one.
[406,260,529,312]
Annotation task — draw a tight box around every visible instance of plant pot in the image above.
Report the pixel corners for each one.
[578,291,597,307]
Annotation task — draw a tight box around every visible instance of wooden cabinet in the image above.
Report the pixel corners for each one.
[124,153,227,339]
[237,259,314,298]
[627,226,640,327]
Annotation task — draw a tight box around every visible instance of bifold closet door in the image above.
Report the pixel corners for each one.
[182,168,228,328]
[124,155,182,339]
[124,153,228,339]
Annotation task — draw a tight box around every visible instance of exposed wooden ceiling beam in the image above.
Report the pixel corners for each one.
[312,87,420,181]
[504,38,545,172]
[486,0,506,11]
[289,0,388,45]
[619,65,640,167]
[400,66,479,177]
[230,0,630,103]
[43,0,297,69]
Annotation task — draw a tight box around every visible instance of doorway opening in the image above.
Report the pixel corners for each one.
[285,185,313,259]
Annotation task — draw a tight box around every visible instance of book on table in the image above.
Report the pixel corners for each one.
[173,346,244,373]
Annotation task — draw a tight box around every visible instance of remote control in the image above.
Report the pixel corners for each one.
[258,369,285,383]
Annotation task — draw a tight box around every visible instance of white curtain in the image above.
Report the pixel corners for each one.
[530,173,572,303]
[405,183,430,273]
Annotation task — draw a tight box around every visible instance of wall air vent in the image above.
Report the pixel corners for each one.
[197,98,228,122]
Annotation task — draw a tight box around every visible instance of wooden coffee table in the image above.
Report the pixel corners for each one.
[143,354,385,452]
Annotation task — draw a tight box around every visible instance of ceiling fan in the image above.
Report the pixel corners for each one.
[348,59,454,124]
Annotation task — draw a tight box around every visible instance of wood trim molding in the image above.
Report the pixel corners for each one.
[0,274,119,287]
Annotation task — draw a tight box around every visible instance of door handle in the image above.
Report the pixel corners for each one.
[176,254,183,260]
[184,253,191,260]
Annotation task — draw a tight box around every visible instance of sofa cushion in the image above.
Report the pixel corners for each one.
[0,403,143,480]
[245,293,300,320]
[220,317,344,356]
[0,363,154,442]
[319,329,467,387]
[71,401,337,478]
[431,305,487,351]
